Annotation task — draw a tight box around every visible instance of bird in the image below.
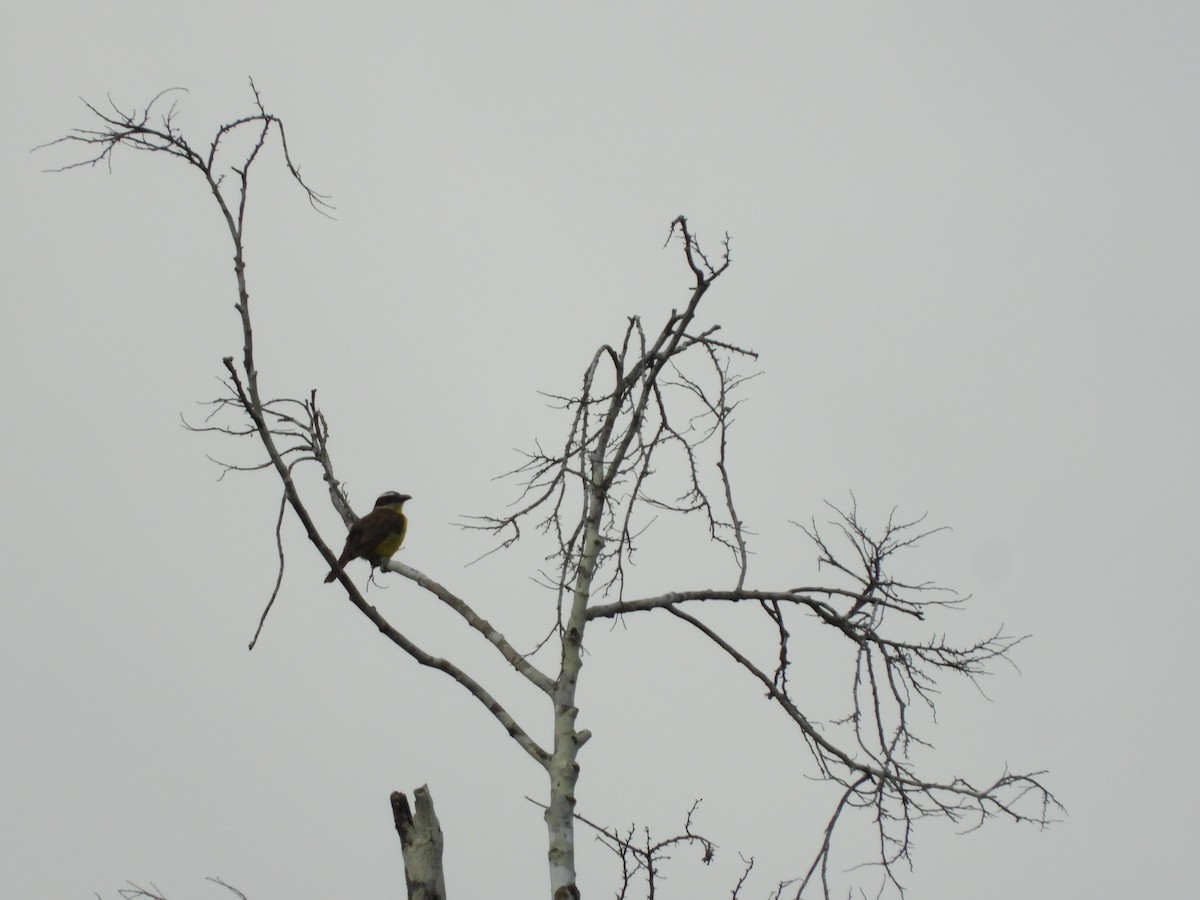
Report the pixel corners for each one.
[324,491,411,583]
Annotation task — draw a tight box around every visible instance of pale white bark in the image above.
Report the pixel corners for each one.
[391,786,447,900]
[388,561,555,695]
[545,449,605,898]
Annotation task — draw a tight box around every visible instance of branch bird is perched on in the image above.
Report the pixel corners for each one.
[324,491,411,583]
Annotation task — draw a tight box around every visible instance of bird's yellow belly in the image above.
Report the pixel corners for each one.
[372,530,406,559]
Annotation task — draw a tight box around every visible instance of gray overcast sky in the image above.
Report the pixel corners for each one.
[3,3,1197,898]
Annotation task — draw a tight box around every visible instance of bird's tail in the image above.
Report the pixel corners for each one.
[323,568,339,584]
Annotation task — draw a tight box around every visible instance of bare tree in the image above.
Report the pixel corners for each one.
[47,84,1060,900]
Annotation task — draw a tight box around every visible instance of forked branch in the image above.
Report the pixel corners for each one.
[48,84,551,769]
[465,217,755,614]
[597,504,1060,899]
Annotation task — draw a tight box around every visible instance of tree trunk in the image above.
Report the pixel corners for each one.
[545,467,605,898]
[391,786,448,900]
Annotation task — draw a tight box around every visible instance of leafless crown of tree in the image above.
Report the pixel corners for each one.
[47,84,1061,900]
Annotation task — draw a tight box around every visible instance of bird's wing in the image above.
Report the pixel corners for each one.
[348,510,406,561]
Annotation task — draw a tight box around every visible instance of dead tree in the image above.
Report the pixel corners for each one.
[392,787,448,900]
[47,84,1059,900]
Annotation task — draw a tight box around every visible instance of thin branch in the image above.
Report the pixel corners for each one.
[387,560,555,695]
[247,489,289,650]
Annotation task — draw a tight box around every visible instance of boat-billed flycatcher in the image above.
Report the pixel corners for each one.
[324,491,411,583]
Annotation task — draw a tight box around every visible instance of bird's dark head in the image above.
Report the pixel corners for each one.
[374,491,411,508]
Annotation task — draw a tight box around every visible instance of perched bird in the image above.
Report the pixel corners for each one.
[324,491,411,583]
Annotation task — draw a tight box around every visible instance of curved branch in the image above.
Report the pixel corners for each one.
[667,604,1054,810]
[666,603,1059,898]
[326,561,550,767]
[389,560,555,695]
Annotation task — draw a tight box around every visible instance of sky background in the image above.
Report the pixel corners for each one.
[3,2,1198,898]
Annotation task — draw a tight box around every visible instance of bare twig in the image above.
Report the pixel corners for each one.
[466,217,751,618]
